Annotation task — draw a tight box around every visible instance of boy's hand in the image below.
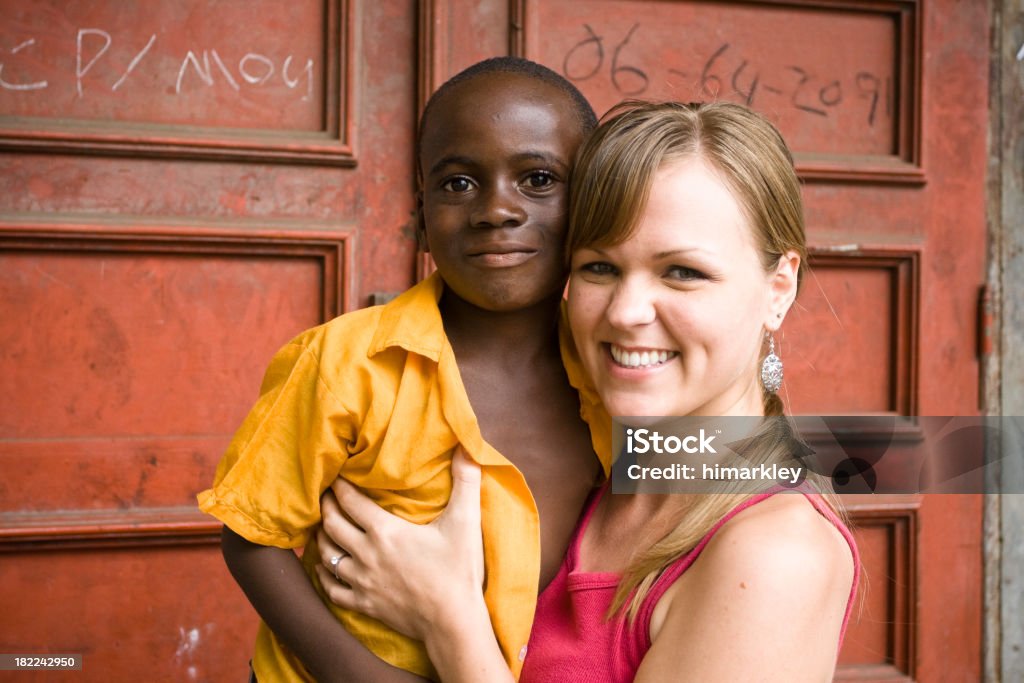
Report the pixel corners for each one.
[316,448,486,641]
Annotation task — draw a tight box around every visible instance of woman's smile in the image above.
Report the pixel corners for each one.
[607,343,679,369]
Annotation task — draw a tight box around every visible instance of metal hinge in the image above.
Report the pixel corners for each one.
[978,284,995,411]
[978,284,994,360]
[367,292,400,306]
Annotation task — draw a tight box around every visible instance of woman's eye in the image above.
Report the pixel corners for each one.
[666,265,707,281]
[579,261,617,276]
[442,177,473,193]
[524,171,555,189]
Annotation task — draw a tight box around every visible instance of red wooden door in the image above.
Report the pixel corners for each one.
[425,0,987,680]
[0,1,418,680]
[1,0,989,681]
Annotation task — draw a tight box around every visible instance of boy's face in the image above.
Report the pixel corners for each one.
[419,73,585,313]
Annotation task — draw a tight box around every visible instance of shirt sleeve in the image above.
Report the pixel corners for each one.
[198,340,354,548]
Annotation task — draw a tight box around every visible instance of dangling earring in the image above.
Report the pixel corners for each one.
[760,334,783,393]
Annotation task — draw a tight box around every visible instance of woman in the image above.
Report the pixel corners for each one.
[315,101,859,682]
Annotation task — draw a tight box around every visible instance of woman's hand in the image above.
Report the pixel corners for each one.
[315,449,486,642]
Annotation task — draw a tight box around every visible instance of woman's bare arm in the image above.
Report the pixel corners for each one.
[221,528,430,683]
[635,496,855,682]
[316,451,514,683]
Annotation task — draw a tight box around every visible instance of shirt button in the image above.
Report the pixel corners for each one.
[518,645,528,662]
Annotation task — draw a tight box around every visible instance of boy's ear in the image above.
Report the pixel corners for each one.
[415,191,429,253]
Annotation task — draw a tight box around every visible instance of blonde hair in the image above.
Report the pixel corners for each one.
[567,101,838,620]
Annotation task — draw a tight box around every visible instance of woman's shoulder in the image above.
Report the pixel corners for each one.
[643,493,857,680]
[646,493,855,674]
[703,493,853,587]
[653,493,854,637]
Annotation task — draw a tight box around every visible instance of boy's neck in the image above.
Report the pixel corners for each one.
[439,289,563,361]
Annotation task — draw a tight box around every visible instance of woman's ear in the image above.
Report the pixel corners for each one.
[766,250,800,331]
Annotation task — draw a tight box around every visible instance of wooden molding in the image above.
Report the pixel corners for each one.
[807,246,920,416]
[0,218,353,548]
[835,504,918,682]
[0,218,352,318]
[0,1,357,166]
[417,0,446,117]
[510,0,923,184]
[0,507,221,551]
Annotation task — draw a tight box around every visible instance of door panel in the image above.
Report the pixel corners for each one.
[1,0,987,679]
[0,0,354,163]
[0,544,256,682]
[0,0,417,679]
[432,0,986,680]
[515,0,921,182]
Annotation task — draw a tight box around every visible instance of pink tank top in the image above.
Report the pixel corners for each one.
[519,485,860,682]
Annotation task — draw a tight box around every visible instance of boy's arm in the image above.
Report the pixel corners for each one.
[221,528,431,683]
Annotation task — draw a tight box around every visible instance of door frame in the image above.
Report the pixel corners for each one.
[983,0,1024,681]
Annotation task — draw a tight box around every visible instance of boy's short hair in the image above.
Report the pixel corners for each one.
[417,56,598,166]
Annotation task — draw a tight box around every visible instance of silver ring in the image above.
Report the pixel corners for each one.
[330,553,345,581]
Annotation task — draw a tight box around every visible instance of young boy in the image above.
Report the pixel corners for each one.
[198,58,611,682]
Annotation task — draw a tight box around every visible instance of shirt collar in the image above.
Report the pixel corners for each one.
[368,272,447,361]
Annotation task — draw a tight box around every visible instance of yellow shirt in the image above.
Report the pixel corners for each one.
[198,272,611,681]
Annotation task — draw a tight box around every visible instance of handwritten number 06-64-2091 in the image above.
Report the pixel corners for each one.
[562,24,889,127]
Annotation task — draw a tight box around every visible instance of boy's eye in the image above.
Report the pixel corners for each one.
[442,177,473,193]
[524,171,555,189]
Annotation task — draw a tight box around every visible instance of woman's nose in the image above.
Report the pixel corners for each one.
[605,279,657,328]
[471,183,527,228]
